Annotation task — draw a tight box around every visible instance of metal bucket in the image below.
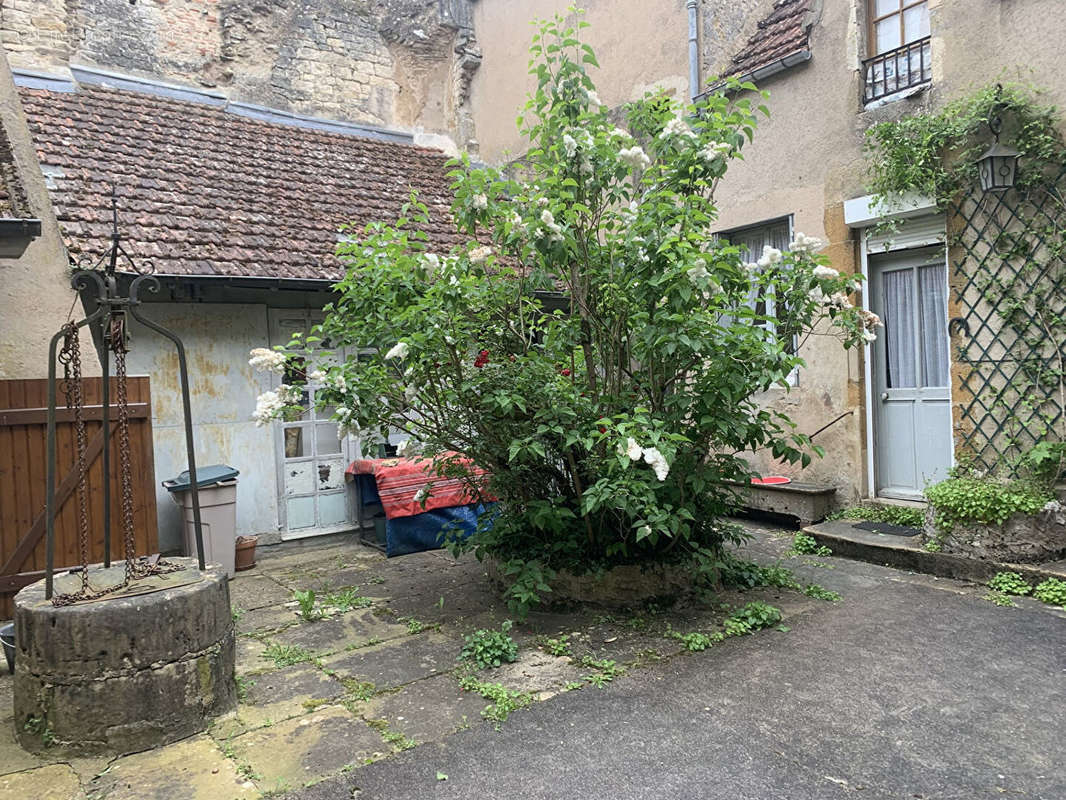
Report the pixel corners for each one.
[0,622,14,674]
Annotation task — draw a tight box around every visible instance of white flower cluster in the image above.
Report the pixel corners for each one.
[618,145,650,170]
[471,193,488,210]
[539,209,564,243]
[586,89,603,110]
[396,438,421,458]
[563,133,578,159]
[248,347,286,374]
[808,287,852,310]
[421,252,440,278]
[698,141,732,163]
[336,406,360,439]
[469,245,494,265]
[414,484,432,503]
[385,342,410,360]
[789,232,823,253]
[659,116,696,141]
[812,265,839,280]
[757,246,783,268]
[509,211,528,237]
[617,437,671,481]
[251,384,301,427]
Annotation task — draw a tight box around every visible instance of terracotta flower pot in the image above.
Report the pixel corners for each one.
[234,535,258,571]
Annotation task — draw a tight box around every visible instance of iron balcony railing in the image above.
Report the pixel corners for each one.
[863,37,931,104]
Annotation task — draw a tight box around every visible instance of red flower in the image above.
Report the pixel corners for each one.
[598,425,607,433]
[474,349,490,368]
[560,368,571,377]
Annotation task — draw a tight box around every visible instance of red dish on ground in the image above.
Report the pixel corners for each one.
[751,476,792,485]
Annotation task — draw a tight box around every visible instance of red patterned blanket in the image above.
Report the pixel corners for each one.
[345,455,494,519]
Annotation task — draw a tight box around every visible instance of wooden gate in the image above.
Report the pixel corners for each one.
[0,377,158,618]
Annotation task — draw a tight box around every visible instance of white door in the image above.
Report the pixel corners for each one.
[870,247,953,499]
[269,310,354,540]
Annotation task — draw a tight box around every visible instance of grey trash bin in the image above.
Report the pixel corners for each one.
[163,464,240,578]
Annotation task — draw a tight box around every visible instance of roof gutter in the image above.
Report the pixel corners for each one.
[697,49,811,100]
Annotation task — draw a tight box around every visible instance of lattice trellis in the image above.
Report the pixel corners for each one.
[950,167,1066,471]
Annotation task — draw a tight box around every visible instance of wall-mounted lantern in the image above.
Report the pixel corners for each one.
[977,85,1019,192]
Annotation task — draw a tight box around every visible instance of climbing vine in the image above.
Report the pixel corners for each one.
[865,85,1066,479]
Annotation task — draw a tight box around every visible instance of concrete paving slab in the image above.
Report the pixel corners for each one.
[87,735,258,800]
[235,636,274,674]
[319,632,460,690]
[217,664,347,737]
[489,647,585,697]
[229,574,295,612]
[228,705,383,789]
[0,764,84,800]
[268,608,410,655]
[235,604,299,636]
[358,672,490,744]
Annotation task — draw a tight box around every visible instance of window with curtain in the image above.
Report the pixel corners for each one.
[869,0,929,56]
[719,218,798,382]
[882,263,949,389]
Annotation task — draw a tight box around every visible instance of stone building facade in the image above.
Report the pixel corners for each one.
[1,0,482,148]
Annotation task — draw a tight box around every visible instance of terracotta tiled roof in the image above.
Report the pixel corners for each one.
[726,0,811,79]
[18,84,465,281]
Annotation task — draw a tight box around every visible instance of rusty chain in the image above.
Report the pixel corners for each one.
[51,315,179,607]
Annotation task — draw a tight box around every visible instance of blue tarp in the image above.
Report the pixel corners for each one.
[354,474,493,557]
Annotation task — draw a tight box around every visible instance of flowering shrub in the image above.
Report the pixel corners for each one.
[253,14,875,612]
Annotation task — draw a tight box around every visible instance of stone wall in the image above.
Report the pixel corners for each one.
[0,0,480,142]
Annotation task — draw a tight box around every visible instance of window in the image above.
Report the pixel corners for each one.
[863,0,931,104]
[719,217,799,384]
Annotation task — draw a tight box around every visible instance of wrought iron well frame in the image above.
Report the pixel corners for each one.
[43,186,206,599]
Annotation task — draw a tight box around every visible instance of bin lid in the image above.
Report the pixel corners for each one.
[163,464,240,492]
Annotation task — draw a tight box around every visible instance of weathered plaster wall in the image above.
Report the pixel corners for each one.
[0,50,97,380]
[124,302,279,553]
[468,0,689,163]
[1,0,481,142]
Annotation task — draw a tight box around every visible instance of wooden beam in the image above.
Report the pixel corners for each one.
[0,570,43,594]
[0,403,148,427]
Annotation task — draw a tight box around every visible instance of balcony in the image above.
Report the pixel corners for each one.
[862,37,931,105]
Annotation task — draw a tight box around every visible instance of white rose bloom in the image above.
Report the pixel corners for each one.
[829,291,852,309]
[471,193,488,210]
[385,342,410,360]
[642,447,670,481]
[251,390,283,426]
[757,246,783,268]
[660,116,696,140]
[618,145,651,169]
[308,369,327,383]
[812,265,839,280]
[562,133,578,159]
[469,245,493,264]
[248,347,286,374]
[623,437,643,462]
[789,232,824,253]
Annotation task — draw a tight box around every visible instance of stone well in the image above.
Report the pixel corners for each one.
[13,558,235,755]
